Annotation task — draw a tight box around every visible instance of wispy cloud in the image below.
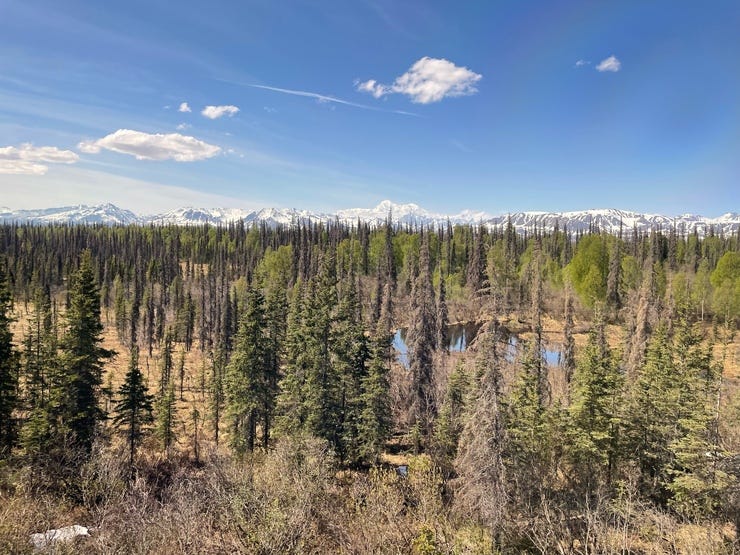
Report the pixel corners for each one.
[178,102,192,113]
[176,123,191,131]
[202,105,240,119]
[241,83,419,116]
[596,55,621,72]
[575,59,590,67]
[357,57,482,104]
[0,143,79,175]
[78,129,220,161]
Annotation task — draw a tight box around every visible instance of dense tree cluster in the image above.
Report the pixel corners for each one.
[0,218,738,551]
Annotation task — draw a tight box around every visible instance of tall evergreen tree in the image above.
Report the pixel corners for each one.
[332,273,370,463]
[262,286,287,448]
[382,217,396,286]
[625,322,678,504]
[408,232,437,442]
[55,250,113,454]
[275,281,310,435]
[156,382,177,456]
[20,286,57,464]
[437,276,449,354]
[561,290,576,397]
[528,241,549,407]
[156,330,177,455]
[606,237,622,315]
[666,314,728,518]
[466,229,487,298]
[209,342,227,446]
[302,256,342,449]
[113,346,154,473]
[433,361,469,470]
[568,310,623,490]
[505,338,553,499]
[0,259,19,457]
[225,285,269,456]
[159,331,174,394]
[358,282,393,464]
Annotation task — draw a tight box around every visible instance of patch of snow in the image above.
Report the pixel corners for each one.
[30,525,90,551]
[0,201,737,237]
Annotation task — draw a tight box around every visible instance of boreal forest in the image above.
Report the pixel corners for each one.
[0,219,739,553]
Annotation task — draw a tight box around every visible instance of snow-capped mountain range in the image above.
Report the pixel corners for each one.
[0,201,737,236]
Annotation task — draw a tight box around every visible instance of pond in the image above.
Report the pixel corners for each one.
[393,322,480,367]
[506,336,561,366]
[393,323,561,368]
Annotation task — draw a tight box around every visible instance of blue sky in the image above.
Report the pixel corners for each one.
[1,0,738,215]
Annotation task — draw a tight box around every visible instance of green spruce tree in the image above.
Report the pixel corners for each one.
[358,283,393,464]
[0,259,19,458]
[113,346,154,473]
[333,272,370,463]
[666,313,729,518]
[408,232,437,443]
[568,309,623,491]
[625,321,679,504]
[20,286,58,465]
[226,285,269,456]
[55,250,114,454]
[156,330,177,455]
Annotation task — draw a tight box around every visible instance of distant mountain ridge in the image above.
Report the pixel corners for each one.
[0,203,140,225]
[1,201,738,236]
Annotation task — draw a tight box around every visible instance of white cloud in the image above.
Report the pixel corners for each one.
[355,79,389,99]
[575,59,590,67]
[0,160,48,175]
[201,105,240,119]
[357,57,482,104]
[78,141,102,154]
[0,143,79,174]
[77,129,221,161]
[596,55,621,72]
[178,102,192,113]
[176,123,191,131]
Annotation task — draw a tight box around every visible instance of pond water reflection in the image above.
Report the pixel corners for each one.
[393,323,560,368]
[393,322,481,367]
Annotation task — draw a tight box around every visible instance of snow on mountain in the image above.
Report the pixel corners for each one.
[483,208,739,236]
[712,212,740,224]
[243,207,332,227]
[335,200,491,227]
[0,201,737,236]
[145,207,254,225]
[0,203,138,225]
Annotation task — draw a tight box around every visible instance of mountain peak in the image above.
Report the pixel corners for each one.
[0,202,737,236]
